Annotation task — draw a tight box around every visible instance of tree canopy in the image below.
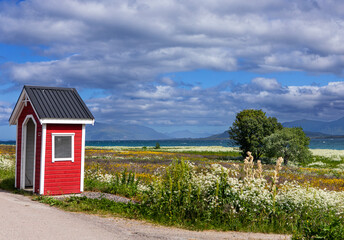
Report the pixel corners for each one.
[229,109,282,160]
[263,127,312,165]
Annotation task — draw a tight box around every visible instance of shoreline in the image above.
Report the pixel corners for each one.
[1,143,344,151]
[1,144,344,158]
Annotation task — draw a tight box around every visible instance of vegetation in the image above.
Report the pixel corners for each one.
[263,127,312,165]
[0,146,15,191]
[140,157,344,238]
[85,167,140,198]
[229,109,282,160]
[1,144,344,239]
[38,155,344,239]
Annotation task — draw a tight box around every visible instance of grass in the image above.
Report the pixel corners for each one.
[85,168,141,198]
[37,159,344,239]
[84,146,344,192]
[1,144,344,239]
[35,196,141,219]
[0,147,16,191]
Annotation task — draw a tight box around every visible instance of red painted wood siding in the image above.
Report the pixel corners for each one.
[44,124,82,195]
[16,102,42,193]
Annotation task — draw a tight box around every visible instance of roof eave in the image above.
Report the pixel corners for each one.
[9,89,27,125]
[40,119,95,125]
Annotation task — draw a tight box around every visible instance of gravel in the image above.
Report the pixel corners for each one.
[53,191,136,203]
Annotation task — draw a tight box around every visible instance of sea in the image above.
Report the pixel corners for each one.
[1,138,344,150]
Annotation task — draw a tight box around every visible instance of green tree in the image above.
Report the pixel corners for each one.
[263,127,312,165]
[229,109,282,160]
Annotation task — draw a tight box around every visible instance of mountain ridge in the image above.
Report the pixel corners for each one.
[166,130,211,139]
[86,122,170,140]
[283,117,344,135]
[86,117,344,141]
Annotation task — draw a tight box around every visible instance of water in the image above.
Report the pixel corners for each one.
[309,138,344,150]
[86,139,233,147]
[1,138,344,150]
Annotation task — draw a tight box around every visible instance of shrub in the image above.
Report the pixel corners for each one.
[140,156,344,237]
[85,167,140,198]
[0,154,16,191]
[107,169,140,197]
[263,127,312,165]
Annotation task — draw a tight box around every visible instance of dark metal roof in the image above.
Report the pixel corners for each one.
[23,85,94,120]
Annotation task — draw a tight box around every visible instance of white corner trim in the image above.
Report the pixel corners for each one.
[40,124,46,195]
[80,124,85,192]
[20,115,37,191]
[15,124,18,188]
[40,119,94,125]
[20,122,24,189]
[32,119,37,193]
[51,133,75,162]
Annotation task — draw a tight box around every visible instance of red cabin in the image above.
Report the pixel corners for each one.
[9,86,95,195]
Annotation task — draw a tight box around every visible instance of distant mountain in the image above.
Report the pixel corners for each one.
[283,117,344,135]
[204,131,229,140]
[167,130,211,139]
[203,130,331,140]
[86,122,171,140]
[303,131,330,138]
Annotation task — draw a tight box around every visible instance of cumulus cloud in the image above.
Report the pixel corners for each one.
[1,0,344,130]
[251,78,281,91]
[228,80,344,121]
[0,101,13,125]
[2,0,344,87]
[83,78,344,129]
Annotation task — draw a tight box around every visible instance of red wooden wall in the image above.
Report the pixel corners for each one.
[44,124,82,195]
[16,102,42,193]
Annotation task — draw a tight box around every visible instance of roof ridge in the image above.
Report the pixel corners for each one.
[24,85,76,91]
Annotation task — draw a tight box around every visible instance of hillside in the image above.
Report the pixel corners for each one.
[167,130,211,139]
[86,122,170,140]
[283,117,344,135]
[203,131,229,140]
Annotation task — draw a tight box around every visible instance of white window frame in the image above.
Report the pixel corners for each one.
[52,133,75,162]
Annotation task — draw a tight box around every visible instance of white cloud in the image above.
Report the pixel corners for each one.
[251,78,281,91]
[1,0,344,129]
[1,0,344,88]
[229,80,344,121]
[0,101,13,124]
[82,77,344,130]
[133,85,175,99]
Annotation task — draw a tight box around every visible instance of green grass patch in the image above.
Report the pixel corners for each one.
[35,196,142,219]
[305,155,344,169]
[172,150,241,157]
[85,169,140,198]
[0,155,16,191]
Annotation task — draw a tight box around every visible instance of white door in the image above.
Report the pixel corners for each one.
[25,119,35,188]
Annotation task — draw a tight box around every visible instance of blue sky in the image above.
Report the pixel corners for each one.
[1,0,344,140]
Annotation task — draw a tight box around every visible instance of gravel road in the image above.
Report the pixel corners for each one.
[0,190,291,240]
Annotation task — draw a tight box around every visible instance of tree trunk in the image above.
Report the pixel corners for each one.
[284,156,289,165]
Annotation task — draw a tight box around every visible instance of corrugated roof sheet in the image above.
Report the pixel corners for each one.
[24,85,94,120]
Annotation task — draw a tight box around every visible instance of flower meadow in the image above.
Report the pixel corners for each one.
[1,145,344,239]
[84,149,344,238]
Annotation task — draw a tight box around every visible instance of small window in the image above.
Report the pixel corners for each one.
[52,133,75,162]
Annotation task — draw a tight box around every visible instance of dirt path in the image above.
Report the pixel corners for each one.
[0,190,291,240]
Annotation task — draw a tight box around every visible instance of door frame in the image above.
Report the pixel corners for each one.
[21,115,37,190]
